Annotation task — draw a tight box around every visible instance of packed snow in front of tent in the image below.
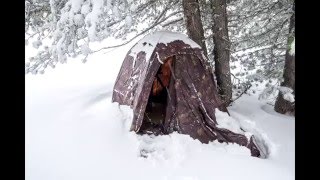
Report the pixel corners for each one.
[26,32,294,180]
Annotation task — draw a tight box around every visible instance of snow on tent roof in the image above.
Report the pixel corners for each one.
[129,31,201,62]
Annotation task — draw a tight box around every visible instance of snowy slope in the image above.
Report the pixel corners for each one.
[25,38,294,180]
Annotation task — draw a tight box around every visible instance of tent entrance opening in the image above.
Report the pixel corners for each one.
[140,57,174,134]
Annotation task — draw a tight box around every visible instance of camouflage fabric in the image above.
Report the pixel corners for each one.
[112,32,261,157]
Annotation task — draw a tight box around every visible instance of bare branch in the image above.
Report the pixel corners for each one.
[231,83,252,103]
[161,17,183,28]
[92,10,183,53]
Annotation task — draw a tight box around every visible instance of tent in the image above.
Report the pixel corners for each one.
[112,31,263,158]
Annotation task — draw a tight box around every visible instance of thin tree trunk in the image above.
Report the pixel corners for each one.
[274,2,295,115]
[182,0,208,57]
[211,0,232,106]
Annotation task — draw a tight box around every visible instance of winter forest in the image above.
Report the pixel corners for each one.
[25,0,295,179]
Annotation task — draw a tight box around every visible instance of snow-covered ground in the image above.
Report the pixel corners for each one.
[25,38,294,180]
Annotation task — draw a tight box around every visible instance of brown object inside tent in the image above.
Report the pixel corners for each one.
[112,31,264,158]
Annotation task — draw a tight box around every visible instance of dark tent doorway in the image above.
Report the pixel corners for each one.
[112,31,266,158]
[140,56,174,134]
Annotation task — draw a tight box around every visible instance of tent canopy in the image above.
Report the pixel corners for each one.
[112,31,264,158]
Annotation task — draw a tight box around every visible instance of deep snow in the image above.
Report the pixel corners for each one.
[25,37,294,180]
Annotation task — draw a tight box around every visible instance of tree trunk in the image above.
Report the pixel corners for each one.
[274,2,295,115]
[182,0,208,57]
[211,0,232,106]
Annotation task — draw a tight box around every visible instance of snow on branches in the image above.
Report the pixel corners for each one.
[25,0,183,74]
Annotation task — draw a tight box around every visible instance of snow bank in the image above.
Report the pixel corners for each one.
[26,36,294,180]
[279,86,295,103]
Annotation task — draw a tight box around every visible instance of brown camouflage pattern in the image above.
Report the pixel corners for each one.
[112,36,261,157]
